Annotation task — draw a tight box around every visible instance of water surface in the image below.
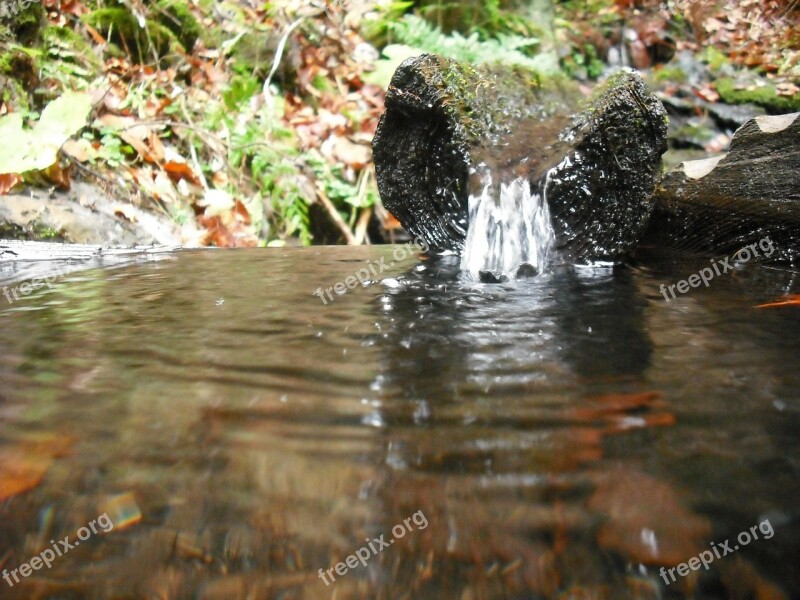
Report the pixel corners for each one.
[1,246,798,599]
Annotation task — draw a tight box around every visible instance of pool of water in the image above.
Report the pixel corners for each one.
[1,246,798,599]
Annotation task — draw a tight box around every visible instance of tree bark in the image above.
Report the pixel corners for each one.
[372,55,668,261]
[644,112,800,264]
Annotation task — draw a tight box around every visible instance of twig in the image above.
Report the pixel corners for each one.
[316,188,357,244]
[179,98,210,191]
[354,207,372,245]
[262,17,304,102]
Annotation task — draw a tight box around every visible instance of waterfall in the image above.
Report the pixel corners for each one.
[460,165,555,282]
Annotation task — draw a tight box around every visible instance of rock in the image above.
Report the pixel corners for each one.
[644,112,800,264]
[705,101,766,129]
[372,56,667,262]
[0,182,184,246]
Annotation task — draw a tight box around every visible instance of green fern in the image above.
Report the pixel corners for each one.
[385,15,558,75]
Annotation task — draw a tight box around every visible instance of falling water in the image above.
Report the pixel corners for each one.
[460,164,555,282]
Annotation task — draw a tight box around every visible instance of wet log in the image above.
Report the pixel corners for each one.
[372,56,668,261]
[644,112,800,264]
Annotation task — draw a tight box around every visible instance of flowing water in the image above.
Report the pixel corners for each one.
[1,246,799,599]
[460,165,555,282]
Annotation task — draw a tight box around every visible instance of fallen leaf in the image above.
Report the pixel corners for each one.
[0,449,51,501]
[755,295,800,308]
[0,173,22,194]
[199,214,237,247]
[119,131,154,162]
[164,160,202,185]
[198,188,234,216]
[331,135,371,169]
[43,162,71,190]
[776,82,800,97]
[695,85,721,103]
[589,466,711,565]
[0,434,74,501]
[63,138,97,162]
[233,199,251,225]
[148,132,165,162]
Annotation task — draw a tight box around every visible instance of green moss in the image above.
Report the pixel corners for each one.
[0,75,29,112]
[714,77,800,112]
[154,0,202,50]
[0,222,65,242]
[4,0,46,46]
[0,21,13,45]
[654,65,688,84]
[226,29,275,76]
[0,49,37,111]
[82,7,183,62]
[674,122,715,143]
[701,46,730,73]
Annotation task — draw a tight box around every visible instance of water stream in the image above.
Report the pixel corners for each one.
[460,164,555,282]
[0,247,798,598]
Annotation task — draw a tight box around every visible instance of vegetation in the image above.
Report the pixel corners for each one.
[0,0,797,246]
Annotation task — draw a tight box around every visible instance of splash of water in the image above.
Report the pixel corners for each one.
[460,165,555,282]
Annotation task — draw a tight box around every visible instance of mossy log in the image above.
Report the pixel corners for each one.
[372,55,668,261]
[644,112,800,264]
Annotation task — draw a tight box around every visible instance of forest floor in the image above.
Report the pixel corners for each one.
[0,0,797,247]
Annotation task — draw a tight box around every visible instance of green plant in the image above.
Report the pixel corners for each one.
[562,43,605,80]
[414,0,546,39]
[92,130,128,167]
[361,0,415,46]
[381,14,559,75]
[227,100,314,245]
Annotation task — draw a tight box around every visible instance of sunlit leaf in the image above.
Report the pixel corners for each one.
[0,92,92,175]
[36,91,94,148]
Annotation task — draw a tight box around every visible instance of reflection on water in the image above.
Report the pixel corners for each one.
[0,246,799,599]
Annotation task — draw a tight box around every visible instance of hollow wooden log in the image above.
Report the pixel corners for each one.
[644,112,800,265]
[372,55,668,261]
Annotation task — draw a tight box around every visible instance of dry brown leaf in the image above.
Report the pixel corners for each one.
[776,82,800,97]
[589,467,711,565]
[43,162,71,190]
[62,138,97,162]
[148,131,165,162]
[331,135,371,169]
[163,160,201,185]
[119,131,154,162]
[131,166,180,204]
[0,173,23,195]
[0,434,74,501]
[755,295,800,308]
[233,200,251,225]
[0,450,51,501]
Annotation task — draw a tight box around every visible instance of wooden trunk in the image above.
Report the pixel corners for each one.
[372,55,668,261]
[644,112,800,265]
